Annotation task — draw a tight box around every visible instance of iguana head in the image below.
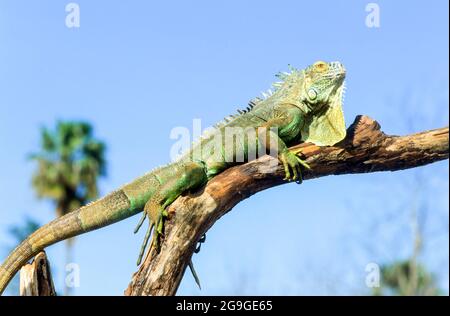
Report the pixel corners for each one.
[273,60,347,146]
[301,61,346,113]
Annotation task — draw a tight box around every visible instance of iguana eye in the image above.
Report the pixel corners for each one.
[307,88,317,100]
[313,61,328,72]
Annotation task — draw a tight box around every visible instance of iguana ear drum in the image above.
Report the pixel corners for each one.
[307,88,318,100]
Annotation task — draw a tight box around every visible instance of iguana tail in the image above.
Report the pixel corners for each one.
[0,189,135,295]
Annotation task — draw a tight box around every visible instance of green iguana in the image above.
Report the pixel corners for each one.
[0,60,347,294]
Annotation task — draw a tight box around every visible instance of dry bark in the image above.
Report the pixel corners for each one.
[125,115,449,296]
[19,251,56,296]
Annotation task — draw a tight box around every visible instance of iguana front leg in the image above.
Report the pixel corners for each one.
[258,105,310,182]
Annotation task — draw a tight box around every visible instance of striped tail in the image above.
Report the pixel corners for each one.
[0,189,136,295]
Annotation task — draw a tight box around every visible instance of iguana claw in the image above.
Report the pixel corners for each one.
[136,222,154,266]
[279,149,310,182]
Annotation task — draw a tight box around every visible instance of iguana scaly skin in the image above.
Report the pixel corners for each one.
[0,61,346,294]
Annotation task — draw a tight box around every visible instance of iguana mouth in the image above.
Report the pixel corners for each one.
[330,61,346,76]
[329,61,346,80]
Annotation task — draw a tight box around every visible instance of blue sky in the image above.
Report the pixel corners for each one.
[0,0,448,295]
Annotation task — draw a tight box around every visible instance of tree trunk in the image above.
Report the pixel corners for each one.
[20,251,56,296]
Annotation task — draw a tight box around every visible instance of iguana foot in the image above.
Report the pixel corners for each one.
[136,202,205,290]
[143,201,169,253]
[279,149,311,183]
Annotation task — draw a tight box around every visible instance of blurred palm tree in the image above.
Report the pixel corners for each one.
[30,121,106,295]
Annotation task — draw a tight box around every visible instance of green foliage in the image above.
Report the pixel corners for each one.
[30,121,106,216]
[373,259,442,296]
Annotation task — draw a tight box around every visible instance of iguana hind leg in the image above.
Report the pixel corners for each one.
[135,161,207,263]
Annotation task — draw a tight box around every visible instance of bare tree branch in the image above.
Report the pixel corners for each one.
[20,251,56,296]
[125,115,449,296]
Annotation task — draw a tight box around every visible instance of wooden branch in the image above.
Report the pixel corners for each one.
[20,251,56,296]
[125,115,449,296]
